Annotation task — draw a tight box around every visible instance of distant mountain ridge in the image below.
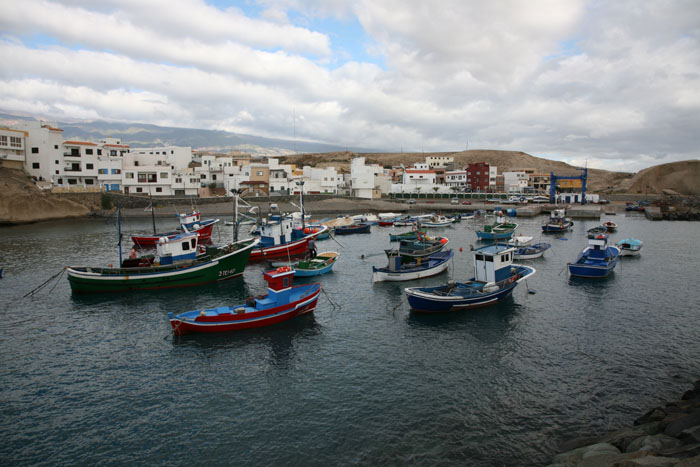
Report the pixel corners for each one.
[0,111,376,155]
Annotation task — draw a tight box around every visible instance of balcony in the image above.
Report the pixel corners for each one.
[63,152,81,158]
[63,167,82,172]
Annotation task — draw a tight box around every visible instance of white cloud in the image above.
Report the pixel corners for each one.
[0,0,698,172]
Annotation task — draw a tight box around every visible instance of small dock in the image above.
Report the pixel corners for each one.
[566,205,601,219]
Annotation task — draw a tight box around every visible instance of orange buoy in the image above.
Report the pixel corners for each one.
[304,227,310,234]
[459,248,462,252]
[440,238,447,244]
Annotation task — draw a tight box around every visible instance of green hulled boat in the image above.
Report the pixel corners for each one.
[67,233,259,294]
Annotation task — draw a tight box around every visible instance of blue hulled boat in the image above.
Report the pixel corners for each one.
[404,244,535,312]
[334,223,371,235]
[568,234,620,278]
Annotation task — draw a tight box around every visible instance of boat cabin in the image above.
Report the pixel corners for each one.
[177,211,201,226]
[473,244,516,283]
[587,234,610,259]
[256,267,296,306]
[550,208,566,219]
[157,232,199,265]
[258,217,296,247]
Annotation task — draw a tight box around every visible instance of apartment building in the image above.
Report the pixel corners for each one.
[445,170,467,187]
[0,127,27,169]
[17,121,64,183]
[503,171,530,193]
[425,155,453,168]
[465,162,490,191]
[351,157,383,199]
[130,146,191,170]
[122,152,173,195]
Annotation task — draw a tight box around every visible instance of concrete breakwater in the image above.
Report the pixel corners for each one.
[549,380,700,466]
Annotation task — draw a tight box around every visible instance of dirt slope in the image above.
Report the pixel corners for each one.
[625,160,700,195]
[0,167,90,225]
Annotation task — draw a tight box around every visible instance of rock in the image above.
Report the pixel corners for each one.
[552,442,620,464]
[683,390,699,401]
[664,409,700,438]
[613,456,681,466]
[557,436,602,453]
[658,443,700,459]
[636,408,667,426]
[679,426,700,445]
[675,455,700,467]
[604,422,663,451]
[626,434,683,453]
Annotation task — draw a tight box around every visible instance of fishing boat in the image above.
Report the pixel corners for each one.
[386,234,449,261]
[67,231,259,293]
[131,211,219,247]
[378,220,395,227]
[513,242,551,260]
[389,229,425,242]
[334,223,371,235]
[372,249,453,283]
[393,219,416,227]
[404,244,536,312]
[224,219,254,226]
[291,251,340,276]
[168,267,321,335]
[421,215,453,228]
[248,217,328,261]
[476,218,518,240]
[352,213,379,224]
[305,224,330,240]
[508,233,534,247]
[616,238,643,256]
[541,208,573,232]
[587,225,607,238]
[568,234,620,278]
[602,221,618,233]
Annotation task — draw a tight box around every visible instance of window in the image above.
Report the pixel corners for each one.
[111,169,121,174]
[85,179,94,185]
[125,172,134,179]
[57,178,63,184]
[54,145,59,149]
[32,147,39,154]
[10,137,21,148]
[200,174,206,179]
[0,136,6,145]
[136,187,143,193]
[55,170,59,175]
[175,178,182,183]
[182,241,190,251]
[55,160,59,164]
[98,169,108,174]
[85,149,93,155]
[160,172,168,179]
[256,171,263,176]
[86,163,93,169]
[155,187,162,193]
[97,149,102,155]
[212,174,217,180]
[32,162,40,169]
[68,179,77,185]
[138,174,147,183]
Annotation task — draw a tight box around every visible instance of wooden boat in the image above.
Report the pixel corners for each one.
[131,211,219,247]
[248,217,328,261]
[616,238,643,256]
[513,242,551,260]
[386,234,449,261]
[405,244,536,312]
[67,232,259,293]
[334,223,371,235]
[372,249,453,283]
[541,208,573,232]
[476,221,518,240]
[421,215,453,228]
[568,234,620,278]
[587,225,607,238]
[389,229,426,242]
[602,221,618,232]
[168,267,321,335]
[508,234,533,247]
[291,251,340,276]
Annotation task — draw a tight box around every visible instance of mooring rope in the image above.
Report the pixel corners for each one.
[24,267,66,298]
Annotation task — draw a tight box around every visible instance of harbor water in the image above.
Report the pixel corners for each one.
[1,212,699,466]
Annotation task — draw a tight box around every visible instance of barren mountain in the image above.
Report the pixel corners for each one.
[625,160,700,195]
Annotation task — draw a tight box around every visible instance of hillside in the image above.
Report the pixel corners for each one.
[0,167,91,225]
[281,149,635,193]
[626,160,700,195]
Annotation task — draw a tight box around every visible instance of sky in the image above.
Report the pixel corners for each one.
[1,0,699,172]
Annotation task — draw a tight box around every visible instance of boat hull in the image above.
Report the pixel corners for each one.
[541,223,572,232]
[567,263,616,277]
[67,239,258,293]
[248,228,326,261]
[372,250,453,283]
[131,219,218,246]
[169,285,320,335]
[476,231,515,240]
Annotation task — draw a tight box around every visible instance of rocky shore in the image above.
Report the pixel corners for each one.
[549,380,700,466]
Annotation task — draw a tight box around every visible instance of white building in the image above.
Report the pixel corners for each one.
[122,152,173,196]
[351,157,383,199]
[15,121,64,183]
[445,170,467,188]
[172,168,201,196]
[268,158,295,193]
[129,146,192,171]
[503,171,529,193]
[302,166,340,194]
[489,166,498,190]
[402,169,437,187]
[0,127,27,169]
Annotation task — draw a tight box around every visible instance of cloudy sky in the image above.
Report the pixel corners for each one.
[1,0,699,172]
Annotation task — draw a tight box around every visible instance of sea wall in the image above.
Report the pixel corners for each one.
[549,380,700,466]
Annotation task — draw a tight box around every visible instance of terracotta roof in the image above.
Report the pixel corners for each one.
[405,169,435,174]
[103,144,130,148]
[42,125,63,132]
[63,140,97,146]
[0,127,28,136]
[241,180,268,185]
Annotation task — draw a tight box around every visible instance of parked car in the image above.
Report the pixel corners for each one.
[462,200,472,205]
[406,199,416,204]
[451,197,459,205]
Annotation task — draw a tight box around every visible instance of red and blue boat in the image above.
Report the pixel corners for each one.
[168,267,321,335]
[131,211,219,247]
[541,208,573,232]
[404,244,535,312]
[248,216,328,261]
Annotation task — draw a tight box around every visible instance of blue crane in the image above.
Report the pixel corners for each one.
[550,167,587,204]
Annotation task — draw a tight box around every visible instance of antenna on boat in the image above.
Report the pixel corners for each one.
[296,180,306,230]
[148,188,156,235]
[117,203,123,267]
[231,187,244,243]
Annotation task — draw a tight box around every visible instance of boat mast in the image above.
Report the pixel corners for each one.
[149,189,156,234]
[117,204,123,267]
[231,188,242,243]
[296,180,305,230]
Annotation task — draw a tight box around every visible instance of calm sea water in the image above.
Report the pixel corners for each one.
[1,212,699,466]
